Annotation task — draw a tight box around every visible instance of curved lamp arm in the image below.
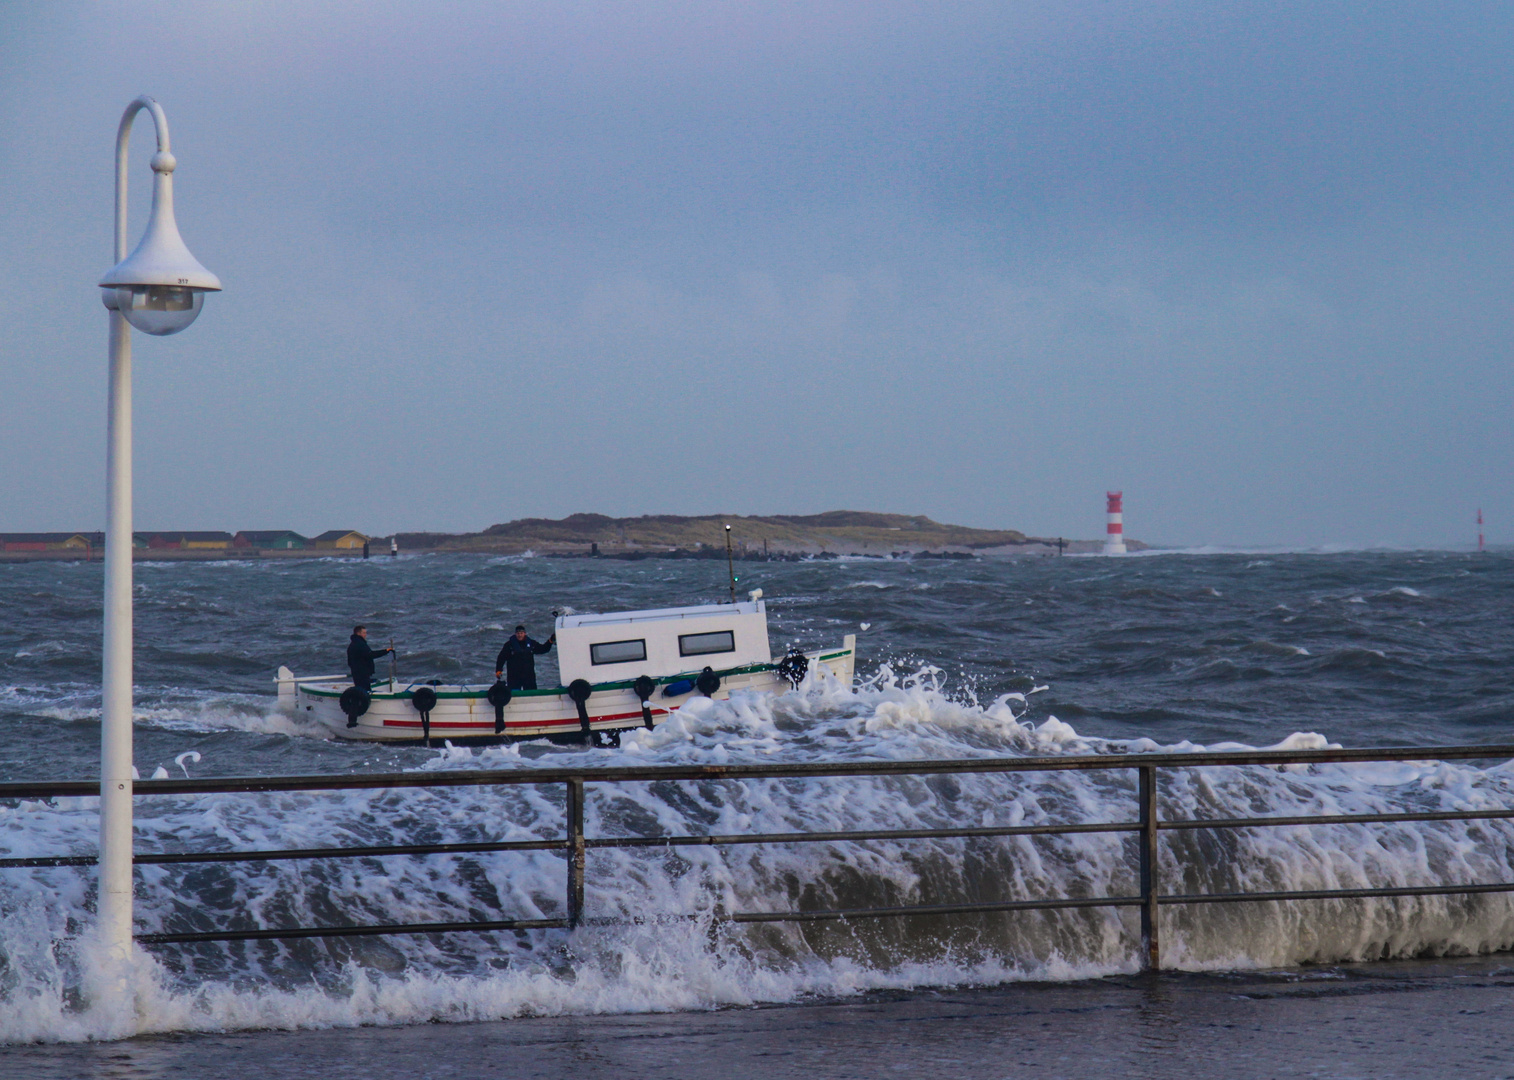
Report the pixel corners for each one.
[115,96,170,265]
[101,96,219,309]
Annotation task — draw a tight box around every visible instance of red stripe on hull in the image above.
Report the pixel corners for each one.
[380,708,668,730]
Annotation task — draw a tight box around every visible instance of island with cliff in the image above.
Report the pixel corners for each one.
[395,511,1144,559]
[1,512,1144,561]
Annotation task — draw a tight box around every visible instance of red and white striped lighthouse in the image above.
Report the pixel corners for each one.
[1103,491,1127,555]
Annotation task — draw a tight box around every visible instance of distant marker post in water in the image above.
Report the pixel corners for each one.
[1103,491,1127,555]
[1478,508,1484,552]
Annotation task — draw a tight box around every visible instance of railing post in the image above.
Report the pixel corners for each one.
[1138,764,1160,971]
[566,777,585,929]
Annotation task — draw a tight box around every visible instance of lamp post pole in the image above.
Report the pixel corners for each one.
[98,252,134,966]
[97,96,220,968]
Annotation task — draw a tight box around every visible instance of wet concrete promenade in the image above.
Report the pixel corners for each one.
[6,957,1514,1080]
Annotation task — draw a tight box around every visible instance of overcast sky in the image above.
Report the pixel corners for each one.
[1,2,1509,547]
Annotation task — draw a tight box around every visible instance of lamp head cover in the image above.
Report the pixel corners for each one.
[99,150,221,293]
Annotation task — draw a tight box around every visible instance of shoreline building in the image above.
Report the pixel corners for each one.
[312,530,371,550]
[140,531,234,551]
[1103,492,1127,556]
[0,533,97,553]
[233,530,308,550]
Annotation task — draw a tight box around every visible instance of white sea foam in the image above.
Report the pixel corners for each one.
[4,670,1514,1045]
[12,641,70,659]
[1243,640,1311,657]
[32,698,323,740]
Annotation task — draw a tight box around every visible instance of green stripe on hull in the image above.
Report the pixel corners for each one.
[299,660,792,700]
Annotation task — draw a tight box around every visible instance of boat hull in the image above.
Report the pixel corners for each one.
[289,644,856,744]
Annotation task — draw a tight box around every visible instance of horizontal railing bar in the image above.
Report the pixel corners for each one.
[1161,881,1514,905]
[20,810,1514,870]
[129,879,1514,942]
[134,838,567,865]
[1163,808,1514,832]
[699,880,1514,925]
[731,895,1143,923]
[19,811,1514,872]
[581,913,702,927]
[5,840,568,870]
[135,917,569,945]
[0,823,1138,871]
[139,913,708,945]
[0,783,108,799]
[18,813,1514,873]
[588,821,1140,849]
[0,855,98,869]
[5,742,1514,801]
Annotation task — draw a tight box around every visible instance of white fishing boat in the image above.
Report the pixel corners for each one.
[276,590,856,744]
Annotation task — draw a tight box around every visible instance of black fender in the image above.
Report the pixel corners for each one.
[777,648,809,688]
[632,675,656,729]
[567,678,594,735]
[486,680,512,734]
[411,686,439,743]
[339,686,371,729]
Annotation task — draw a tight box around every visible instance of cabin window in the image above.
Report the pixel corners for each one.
[679,630,735,657]
[590,638,647,665]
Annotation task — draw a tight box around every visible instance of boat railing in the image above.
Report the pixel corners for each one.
[286,658,808,699]
[5,742,1514,970]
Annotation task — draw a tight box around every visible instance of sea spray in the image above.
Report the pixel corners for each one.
[4,668,1514,1044]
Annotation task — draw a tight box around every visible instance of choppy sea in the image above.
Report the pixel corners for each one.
[1,549,1511,1044]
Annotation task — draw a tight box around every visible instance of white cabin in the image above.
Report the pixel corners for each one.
[555,596,772,685]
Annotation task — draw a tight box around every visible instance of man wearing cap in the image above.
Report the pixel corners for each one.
[495,625,555,690]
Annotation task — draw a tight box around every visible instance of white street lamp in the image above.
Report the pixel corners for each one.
[95,96,220,971]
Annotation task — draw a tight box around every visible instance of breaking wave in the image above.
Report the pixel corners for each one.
[4,668,1514,1044]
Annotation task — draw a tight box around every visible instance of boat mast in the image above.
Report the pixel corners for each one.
[725,524,736,603]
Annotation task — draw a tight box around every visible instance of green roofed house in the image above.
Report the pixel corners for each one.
[233,530,308,550]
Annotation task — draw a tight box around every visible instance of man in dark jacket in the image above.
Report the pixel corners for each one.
[347,625,393,689]
[495,625,555,690]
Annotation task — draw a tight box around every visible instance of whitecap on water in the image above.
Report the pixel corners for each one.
[1243,640,1311,657]
[5,667,1514,1045]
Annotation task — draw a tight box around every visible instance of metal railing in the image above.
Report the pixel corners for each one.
[5,742,1514,969]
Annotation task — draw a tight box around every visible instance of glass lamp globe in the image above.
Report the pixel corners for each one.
[115,285,207,336]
